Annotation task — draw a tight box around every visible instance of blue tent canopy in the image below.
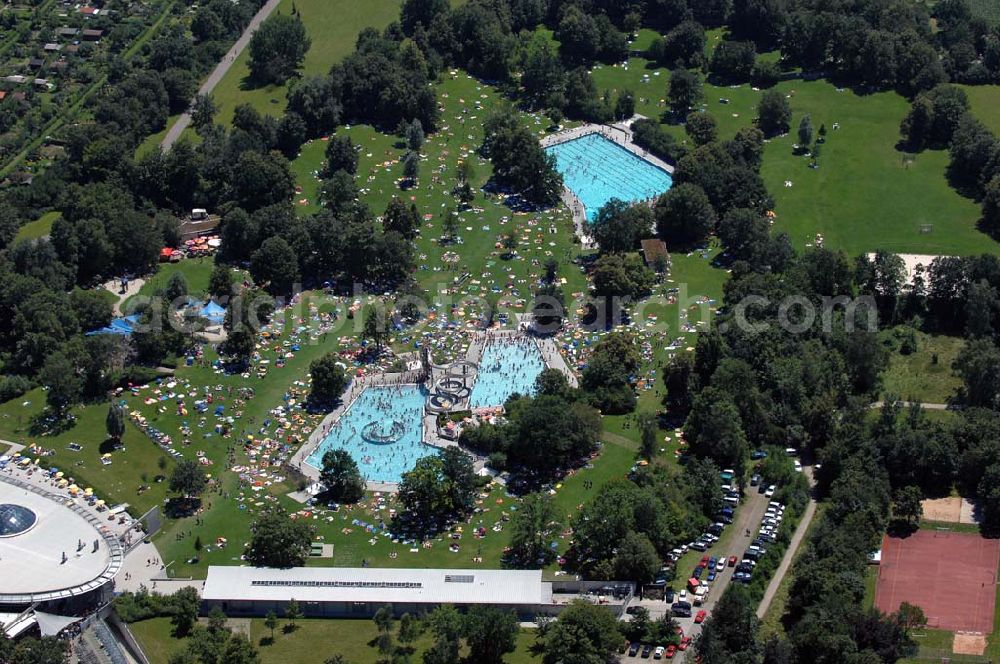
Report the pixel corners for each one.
[86,315,140,337]
[198,301,226,324]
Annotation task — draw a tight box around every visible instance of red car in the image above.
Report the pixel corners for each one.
[728,555,738,567]
[665,645,677,659]
[699,555,710,568]
[694,610,708,624]
[678,636,692,651]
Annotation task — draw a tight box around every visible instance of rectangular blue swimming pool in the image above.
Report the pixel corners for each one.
[469,338,546,408]
[306,385,433,485]
[545,132,673,221]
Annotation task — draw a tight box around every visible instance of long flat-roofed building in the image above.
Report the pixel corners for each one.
[202,566,559,618]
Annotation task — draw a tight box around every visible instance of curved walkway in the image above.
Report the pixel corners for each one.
[160,0,283,151]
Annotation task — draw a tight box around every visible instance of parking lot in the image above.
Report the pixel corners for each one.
[622,484,772,661]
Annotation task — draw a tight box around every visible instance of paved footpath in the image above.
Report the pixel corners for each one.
[160,0,283,151]
[756,468,817,619]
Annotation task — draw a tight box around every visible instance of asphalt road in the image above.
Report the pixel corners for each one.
[160,0,283,151]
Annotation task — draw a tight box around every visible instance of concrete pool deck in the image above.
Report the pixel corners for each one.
[289,330,579,493]
[541,117,674,246]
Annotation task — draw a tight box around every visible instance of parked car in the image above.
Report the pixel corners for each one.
[751,449,768,459]
[765,485,776,497]
[629,642,640,656]
[699,555,710,568]
[641,643,653,658]
[654,646,665,659]
[794,460,803,472]
[750,474,761,486]
[716,559,726,571]
[678,636,692,651]
[665,589,675,603]
[665,645,677,659]
[695,610,708,623]
[728,555,738,567]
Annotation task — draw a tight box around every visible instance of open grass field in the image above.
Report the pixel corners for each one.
[590,55,988,256]
[881,333,965,403]
[14,210,60,242]
[121,258,219,313]
[963,84,1000,136]
[0,388,175,515]
[969,0,1000,26]
[131,616,541,664]
[191,0,402,132]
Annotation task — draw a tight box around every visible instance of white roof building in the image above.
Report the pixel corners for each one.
[202,566,554,617]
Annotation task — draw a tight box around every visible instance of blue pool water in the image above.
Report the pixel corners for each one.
[306,385,432,485]
[545,133,673,221]
[470,338,546,408]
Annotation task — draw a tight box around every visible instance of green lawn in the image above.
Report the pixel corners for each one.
[130,616,542,664]
[963,84,1000,136]
[14,211,60,242]
[190,0,403,132]
[0,388,174,515]
[759,504,826,638]
[881,333,964,403]
[590,60,989,256]
[122,259,218,313]
[969,0,1000,26]
[863,565,878,609]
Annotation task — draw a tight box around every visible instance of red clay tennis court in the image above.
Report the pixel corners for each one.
[874,531,1000,633]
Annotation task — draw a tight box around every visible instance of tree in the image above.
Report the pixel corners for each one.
[191,94,217,132]
[613,531,661,585]
[954,338,1000,409]
[686,112,718,146]
[106,403,126,444]
[614,89,636,120]
[486,123,563,205]
[507,492,559,567]
[248,14,311,84]
[321,170,360,215]
[209,265,234,298]
[264,611,278,641]
[654,183,717,248]
[684,386,748,471]
[309,353,348,407]
[325,135,358,176]
[696,586,762,662]
[667,68,702,117]
[284,599,302,631]
[892,485,923,530]
[246,504,315,567]
[40,351,83,417]
[463,607,518,664]
[320,449,366,504]
[797,114,813,148]
[757,88,791,137]
[250,237,300,296]
[169,459,208,508]
[170,587,201,637]
[401,150,420,185]
[398,613,420,650]
[710,40,756,81]
[541,600,621,664]
[374,605,394,634]
[363,306,391,353]
[590,199,653,254]
[406,120,425,151]
[383,198,421,240]
[639,413,658,461]
[166,271,189,303]
[985,175,1000,237]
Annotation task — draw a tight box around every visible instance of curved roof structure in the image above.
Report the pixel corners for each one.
[0,478,122,604]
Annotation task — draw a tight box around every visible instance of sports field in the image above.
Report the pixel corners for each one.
[875,531,1000,634]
